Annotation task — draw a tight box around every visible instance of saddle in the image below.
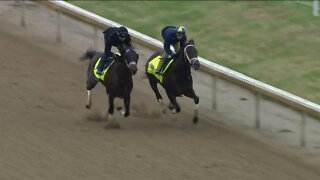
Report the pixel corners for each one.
[94,52,122,81]
[94,57,115,81]
[147,55,173,83]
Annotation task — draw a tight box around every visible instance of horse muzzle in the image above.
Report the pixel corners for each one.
[128,62,137,75]
[193,60,200,70]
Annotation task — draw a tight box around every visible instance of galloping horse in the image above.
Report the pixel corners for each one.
[81,46,139,119]
[145,39,200,124]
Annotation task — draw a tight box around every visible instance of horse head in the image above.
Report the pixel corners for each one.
[122,46,139,75]
[182,39,200,70]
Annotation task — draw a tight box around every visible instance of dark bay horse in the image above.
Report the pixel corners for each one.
[145,39,200,124]
[81,46,139,119]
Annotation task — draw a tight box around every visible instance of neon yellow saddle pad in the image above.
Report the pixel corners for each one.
[93,58,115,81]
[146,55,173,83]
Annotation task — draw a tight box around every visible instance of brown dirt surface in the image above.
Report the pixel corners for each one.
[0,1,319,180]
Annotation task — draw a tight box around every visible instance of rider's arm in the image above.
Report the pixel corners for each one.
[125,36,132,47]
[180,35,187,47]
[104,41,114,57]
[117,44,125,54]
[117,36,132,55]
[164,37,174,56]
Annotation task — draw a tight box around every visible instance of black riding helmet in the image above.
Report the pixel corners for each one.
[117,26,129,38]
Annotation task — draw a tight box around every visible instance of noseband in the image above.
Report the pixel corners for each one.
[184,45,198,65]
[124,48,137,67]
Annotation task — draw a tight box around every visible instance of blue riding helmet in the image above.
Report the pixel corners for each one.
[176,26,186,35]
[117,26,129,38]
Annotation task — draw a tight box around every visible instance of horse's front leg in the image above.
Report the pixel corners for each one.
[106,94,121,129]
[184,88,199,124]
[108,94,115,120]
[184,88,199,104]
[121,93,130,117]
[115,94,130,117]
[166,91,180,113]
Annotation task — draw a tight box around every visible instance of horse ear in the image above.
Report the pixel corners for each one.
[188,39,195,45]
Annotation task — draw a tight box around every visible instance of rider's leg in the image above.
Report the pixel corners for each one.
[155,52,168,74]
[96,54,107,75]
[97,53,114,75]
[97,34,111,75]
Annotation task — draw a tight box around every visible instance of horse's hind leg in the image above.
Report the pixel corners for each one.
[184,89,199,124]
[86,90,92,109]
[148,76,162,102]
[86,76,99,109]
[148,76,167,114]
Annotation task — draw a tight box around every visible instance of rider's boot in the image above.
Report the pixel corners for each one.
[96,58,106,75]
[155,57,167,74]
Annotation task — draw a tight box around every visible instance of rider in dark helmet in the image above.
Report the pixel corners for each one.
[96,26,132,75]
[155,25,187,74]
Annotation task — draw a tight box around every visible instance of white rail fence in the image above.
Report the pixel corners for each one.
[19,0,320,147]
[295,0,319,16]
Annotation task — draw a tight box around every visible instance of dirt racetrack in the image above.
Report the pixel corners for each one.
[0,1,320,180]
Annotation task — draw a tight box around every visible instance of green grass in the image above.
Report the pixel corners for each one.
[68,1,320,104]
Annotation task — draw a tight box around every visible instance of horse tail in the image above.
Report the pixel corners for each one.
[80,47,101,61]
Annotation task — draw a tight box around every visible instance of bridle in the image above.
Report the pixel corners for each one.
[123,48,137,67]
[184,45,198,65]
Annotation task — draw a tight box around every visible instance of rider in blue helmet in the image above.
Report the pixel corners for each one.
[155,25,187,74]
[96,26,132,75]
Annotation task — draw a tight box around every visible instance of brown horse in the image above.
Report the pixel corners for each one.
[81,46,139,119]
[145,39,200,124]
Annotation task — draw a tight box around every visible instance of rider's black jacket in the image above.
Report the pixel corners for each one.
[103,27,132,58]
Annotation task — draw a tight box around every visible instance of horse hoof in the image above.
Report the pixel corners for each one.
[168,104,175,110]
[124,113,129,118]
[85,105,91,109]
[193,117,198,124]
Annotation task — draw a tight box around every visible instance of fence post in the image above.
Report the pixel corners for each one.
[20,0,26,27]
[56,9,61,42]
[255,92,261,128]
[93,26,98,49]
[314,0,319,16]
[300,111,306,147]
[212,76,217,110]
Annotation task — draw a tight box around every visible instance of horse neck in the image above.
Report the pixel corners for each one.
[171,61,190,80]
[114,56,131,72]
[115,56,127,67]
[174,49,191,74]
